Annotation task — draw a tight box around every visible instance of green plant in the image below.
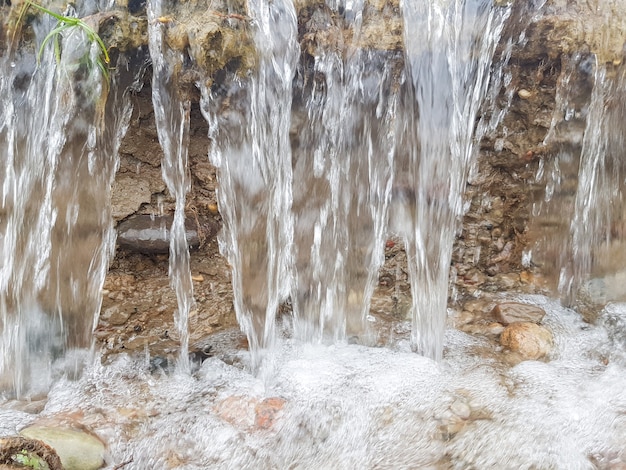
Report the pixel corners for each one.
[16,0,110,82]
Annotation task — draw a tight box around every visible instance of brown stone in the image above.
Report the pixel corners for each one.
[500,322,553,360]
[491,302,546,325]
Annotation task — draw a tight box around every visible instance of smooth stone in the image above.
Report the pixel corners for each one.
[255,397,286,430]
[500,322,553,360]
[20,426,105,470]
[491,302,546,325]
[116,215,219,254]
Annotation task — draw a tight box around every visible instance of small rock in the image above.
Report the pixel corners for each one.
[449,399,471,420]
[111,175,152,221]
[486,322,505,335]
[491,302,546,325]
[493,273,519,290]
[500,322,553,360]
[255,397,286,430]
[214,396,257,429]
[117,215,219,254]
[19,426,105,470]
[101,305,131,326]
[518,89,532,99]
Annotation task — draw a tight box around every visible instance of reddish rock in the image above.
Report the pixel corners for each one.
[214,396,257,429]
[254,397,286,430]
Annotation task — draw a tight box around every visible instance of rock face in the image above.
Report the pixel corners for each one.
[19,426,105,470]
[491,302,546,325]
[1,0,623,353]
[500,322,554,360]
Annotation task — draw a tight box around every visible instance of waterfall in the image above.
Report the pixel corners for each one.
[199,0,299,369]
[147,0,195,374]
[531,56,626,305]
[6,0,623,397]
[0,9,134,398]
[400,0,511,358]
[290,5,401,344]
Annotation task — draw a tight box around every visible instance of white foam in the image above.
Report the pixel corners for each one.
[1,295,624,468]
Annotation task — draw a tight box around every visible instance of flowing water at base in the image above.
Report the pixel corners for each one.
[1,294,625,468]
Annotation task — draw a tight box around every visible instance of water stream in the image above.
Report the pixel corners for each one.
[198,0,299,370]
[530,56,626,306]
[400,0,511,359]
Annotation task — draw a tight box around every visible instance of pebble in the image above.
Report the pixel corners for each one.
[19,426,105,470]
[116,215,219,254]
[518,89,532,99]
[450,399,471,420]
[491,302,546,325]
[101,305,131,326]
[500,322,553,360]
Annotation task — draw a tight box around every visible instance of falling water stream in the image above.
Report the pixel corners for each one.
[1,0,626,468]
[400,0,511,358]
[148,0,194,374]
[0,7,136,398]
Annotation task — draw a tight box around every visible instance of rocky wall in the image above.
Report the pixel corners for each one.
[2,0,625,356]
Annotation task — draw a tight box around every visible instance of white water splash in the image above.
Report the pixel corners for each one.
[1,294,624,468]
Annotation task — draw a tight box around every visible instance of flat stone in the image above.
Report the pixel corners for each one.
[110,174,152,221]
[19,426,105,470]
[491,302,546,325]
[500,322,553,360]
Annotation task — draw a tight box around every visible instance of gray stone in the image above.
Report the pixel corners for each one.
[116,215,219,254]
[19,426,105,470]
[101,305,131,326]
[491,302,546,325]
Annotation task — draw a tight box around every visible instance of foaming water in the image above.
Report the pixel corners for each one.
[0,16,134,398]
[400,0,511,358]
[147,0,195,374]
[1,294,624,468]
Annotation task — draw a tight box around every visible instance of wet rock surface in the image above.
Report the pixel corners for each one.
[491,302,546,325]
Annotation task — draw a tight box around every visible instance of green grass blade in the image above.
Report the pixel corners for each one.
[27,1,78,24]
[37,23,70,62]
